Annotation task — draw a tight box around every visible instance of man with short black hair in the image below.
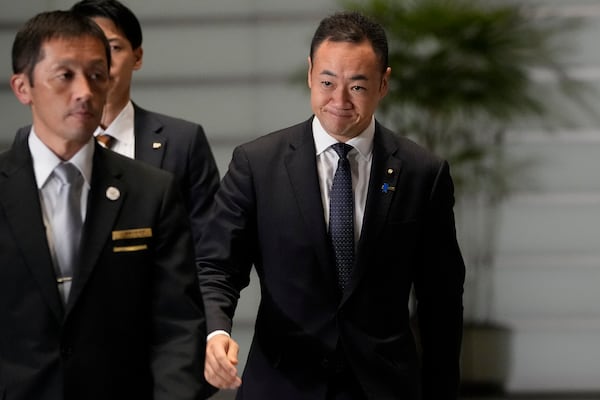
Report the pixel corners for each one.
[199,11,465,400]
[1,10,207,400]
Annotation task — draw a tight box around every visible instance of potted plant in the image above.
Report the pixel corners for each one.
[342,0,594,394]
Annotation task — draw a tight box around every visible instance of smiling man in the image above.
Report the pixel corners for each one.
[0,10,207,400]
[198,11,466,400]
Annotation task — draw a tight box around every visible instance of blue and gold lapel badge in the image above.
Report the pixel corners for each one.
[381,168,396,193]
[381,182,396,193]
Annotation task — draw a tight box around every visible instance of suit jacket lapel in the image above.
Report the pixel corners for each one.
[284,120,336,284]
[0,137,64,320]
[133,104,166,167]
[341,124,403,303]
[65,145,126,315]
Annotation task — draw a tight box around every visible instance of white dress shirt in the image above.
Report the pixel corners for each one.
[94,100,135,158]
[313,116,374,243]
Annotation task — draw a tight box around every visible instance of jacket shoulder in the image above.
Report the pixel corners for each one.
[134,105,204,138]
[377,123,444,166]
[100,146,174,182]
[239,119,311,155]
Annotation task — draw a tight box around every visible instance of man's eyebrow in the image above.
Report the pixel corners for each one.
[87,59,109,70]
[320,70,369,81]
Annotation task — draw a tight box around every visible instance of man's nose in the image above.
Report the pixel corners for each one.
[73,74,93,100]
[332,87,350,105]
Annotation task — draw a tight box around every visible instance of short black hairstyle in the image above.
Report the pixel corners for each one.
[310,11,389,74]
[12,10,111,85]
[71,0,143,50]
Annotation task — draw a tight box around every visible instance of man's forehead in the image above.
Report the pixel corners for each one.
[39,35,108,63]
[42,34,104,49]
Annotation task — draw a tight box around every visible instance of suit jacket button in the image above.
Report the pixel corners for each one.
[320,358,330,369]
[60,346,73,359]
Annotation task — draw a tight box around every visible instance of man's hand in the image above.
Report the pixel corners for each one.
[204,334,242,389]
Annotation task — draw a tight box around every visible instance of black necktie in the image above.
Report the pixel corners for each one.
[329,143,354,291]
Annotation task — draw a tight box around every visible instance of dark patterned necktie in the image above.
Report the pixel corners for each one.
[329,143,354,291]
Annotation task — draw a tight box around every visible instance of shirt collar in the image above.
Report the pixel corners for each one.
[28,127,95,189]
[312,116,375,160]
[94,100,134,144]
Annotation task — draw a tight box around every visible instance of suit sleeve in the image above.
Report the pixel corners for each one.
[151,176,207,400]
[414,160,466,400]
[196,145,257,334]
[186,124,220,256]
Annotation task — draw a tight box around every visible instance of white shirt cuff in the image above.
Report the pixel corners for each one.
[207,330,230,341]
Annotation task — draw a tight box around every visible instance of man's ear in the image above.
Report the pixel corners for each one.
[307,56,313,89]
[133,46,143,71]
[380,66,391,98]
[10,74,32,105]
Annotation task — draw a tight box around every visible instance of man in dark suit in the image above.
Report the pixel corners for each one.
[198,12,466,399]
[70,0,220,251]
[0,10,206,399]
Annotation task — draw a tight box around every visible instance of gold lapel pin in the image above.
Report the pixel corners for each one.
[152,142,162,149]
[387,168,394,175]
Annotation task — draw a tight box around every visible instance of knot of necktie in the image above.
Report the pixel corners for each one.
[53,162,81,185]
[96,134,114,149]
[331,142,353,160]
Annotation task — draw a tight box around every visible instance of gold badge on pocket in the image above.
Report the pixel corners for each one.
[113,244,148,253]
[112,228,152,240]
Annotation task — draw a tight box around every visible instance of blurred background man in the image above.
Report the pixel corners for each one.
[70,0,220,255]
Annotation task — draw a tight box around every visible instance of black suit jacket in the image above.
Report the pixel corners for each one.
[198,118,465,400]
[14,104,220,257]
[132,104,220,254]
[0,134,207,399]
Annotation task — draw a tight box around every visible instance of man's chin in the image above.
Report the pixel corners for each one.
[321,116,362,138]
[64,126,96,142]
[326,125,359,140]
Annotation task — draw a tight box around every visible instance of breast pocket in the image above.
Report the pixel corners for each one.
[111,227,152,254]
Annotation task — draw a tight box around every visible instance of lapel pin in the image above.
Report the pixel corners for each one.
[152,142,162,149]
[106,186,120,201]
[387,168,394,175]
[381,183,396,193]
